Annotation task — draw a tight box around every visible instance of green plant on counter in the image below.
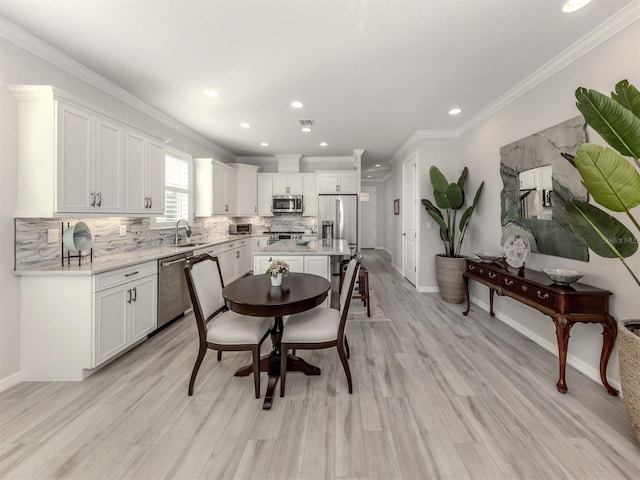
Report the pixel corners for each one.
[564,79,640,287]
[421,166,484,258]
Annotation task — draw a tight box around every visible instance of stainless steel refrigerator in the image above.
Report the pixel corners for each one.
[318,194,358,273]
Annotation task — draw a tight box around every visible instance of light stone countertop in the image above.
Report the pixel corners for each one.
[254,239,352,256]
[14,234,253,276]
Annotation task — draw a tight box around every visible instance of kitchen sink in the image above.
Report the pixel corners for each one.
[172,242,206,247]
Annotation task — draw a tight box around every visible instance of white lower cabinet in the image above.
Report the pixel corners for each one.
[194,238,251,284]
[19,260,157,381]
[94,269,157,366]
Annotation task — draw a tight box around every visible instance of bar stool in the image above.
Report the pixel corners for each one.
[339,255,370,317]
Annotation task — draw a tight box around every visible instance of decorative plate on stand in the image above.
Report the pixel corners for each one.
[504,234,530,268]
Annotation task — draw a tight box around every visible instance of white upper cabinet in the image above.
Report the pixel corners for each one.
[317,171,358,194]
[234,164,259,216]
[10,85,165,217]
[302,173,318,216]
[194,158,238,216]
[123,131,165,214]
[273,174,303,195]
[257,173,274,216]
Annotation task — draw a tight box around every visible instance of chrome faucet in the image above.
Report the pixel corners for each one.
[174,219,192,245]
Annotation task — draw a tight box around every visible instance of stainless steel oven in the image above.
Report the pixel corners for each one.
[272,195,303,213]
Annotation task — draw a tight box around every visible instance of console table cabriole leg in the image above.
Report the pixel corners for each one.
[489,288,495,317]
[600,316,619,396]
[463,274,471,316]
[552,315,573,394]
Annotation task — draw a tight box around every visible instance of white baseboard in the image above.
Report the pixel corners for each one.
[417,286,439,293]
[0,371,22,392]
[470,295,622,393]
[391,262,403,275]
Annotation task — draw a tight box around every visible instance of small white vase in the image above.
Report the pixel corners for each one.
[271,273,282,287]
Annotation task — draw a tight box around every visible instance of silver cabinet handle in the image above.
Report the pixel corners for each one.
[148,197,152,208]
[127,288,132,303]
[90,192,96,206]
[537,290,549,300]
[488,272,497,279]
[125,271,139,277]
[504,278,513,286]
[144,197,148,208]
[236,251,240,259]
[96,192,102,207]
[132,287,137,302]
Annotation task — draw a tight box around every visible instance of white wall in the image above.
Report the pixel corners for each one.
[0,37,235,386]
[390,20,640,387]
[361,180,387,249]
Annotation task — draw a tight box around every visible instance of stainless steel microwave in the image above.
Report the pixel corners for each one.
[272,195,303,213]
[229,223,252,234]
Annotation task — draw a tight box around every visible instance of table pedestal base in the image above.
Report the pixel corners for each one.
[235,351,321,409]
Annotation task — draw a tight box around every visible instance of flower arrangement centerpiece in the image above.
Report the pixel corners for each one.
[265,257,290,286]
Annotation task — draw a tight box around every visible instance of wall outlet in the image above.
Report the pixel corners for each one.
[120,225,127,236]
[47,229,59,243]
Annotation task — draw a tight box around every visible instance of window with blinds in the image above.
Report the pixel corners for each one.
[152,150,192,228]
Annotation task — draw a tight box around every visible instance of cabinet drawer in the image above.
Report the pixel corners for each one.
[94,261,157,292]
[467,263,500,286]
[502,276,556,309]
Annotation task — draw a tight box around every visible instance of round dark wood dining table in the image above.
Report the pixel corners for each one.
[222,272,331,409]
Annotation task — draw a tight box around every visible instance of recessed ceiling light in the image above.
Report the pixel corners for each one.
[448,108,462,115]
[203,89,220,98]
[260,142,269,147]
[240,122,251,128]
[562,0,592,13]
[320,142,328,147]
[367,175,372,178]
[291,101,304,108]
[375,164,381,167]
[301,127,311,133]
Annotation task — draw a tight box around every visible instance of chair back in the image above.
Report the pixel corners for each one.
[338,259,360,335]
[184,254,227,341]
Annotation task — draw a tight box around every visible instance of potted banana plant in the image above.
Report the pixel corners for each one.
[564,79,640,443]
[422,166,484,303]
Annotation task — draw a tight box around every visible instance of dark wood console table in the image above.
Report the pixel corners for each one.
[463,259,618,396]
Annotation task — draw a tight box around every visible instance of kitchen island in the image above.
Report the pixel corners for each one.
[253,239,351,306]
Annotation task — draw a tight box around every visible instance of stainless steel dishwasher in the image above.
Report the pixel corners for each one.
[157,251,193,329]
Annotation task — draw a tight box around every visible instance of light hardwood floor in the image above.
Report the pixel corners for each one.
[1,250,639,479]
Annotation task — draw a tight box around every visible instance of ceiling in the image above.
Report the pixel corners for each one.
[0,0,634,179]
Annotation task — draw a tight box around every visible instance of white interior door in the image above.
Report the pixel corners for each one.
[361,186,377,249]
[403,154,417,285]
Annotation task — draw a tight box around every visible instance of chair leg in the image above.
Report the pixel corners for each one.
[337,341,353,394]
[188,346,207,396]
[344,336,350,359]
[251,346,260,399]
[217,351,222,361]
[280,344,288,397]
[364,272,370,317]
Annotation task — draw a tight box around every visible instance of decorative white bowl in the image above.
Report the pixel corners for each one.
[62,222,92,252]
[542,267,583,285]
[474,252,504,263]
[295,239,310,246]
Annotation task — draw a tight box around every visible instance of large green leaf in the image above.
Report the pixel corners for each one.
[445,183,464,209]
[575,86,640,159]
[612,79,640,118]
[430,166,449,194]
[566,200,638,258]
[422,199,449,239]
[458,181,485,232]
[574,144,640,212]
[457,167,468,190]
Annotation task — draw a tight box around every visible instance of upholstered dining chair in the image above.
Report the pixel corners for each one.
[184,254,272,398]
[280,259,360,396]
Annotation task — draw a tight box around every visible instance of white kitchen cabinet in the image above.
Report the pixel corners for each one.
[302,173,318,216]
[254,255,305,277]
[257,173,274,216]
[94,262,157,366]
[123,130,165,214]
[273,174,303,195]
[19,260,157,381]
[234,164,259,215]
[10,85,164,217]
[317,171,358,194]
[195,158,238,216]
[195,238,251,283]
[251,236,269,252]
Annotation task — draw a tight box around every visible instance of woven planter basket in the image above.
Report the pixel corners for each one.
[618,319,640,445]
[435,255,467,304]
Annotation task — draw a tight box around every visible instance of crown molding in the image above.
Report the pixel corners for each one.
[0,16,236,161]
[391,2,640,158]
[457,1,640,136]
